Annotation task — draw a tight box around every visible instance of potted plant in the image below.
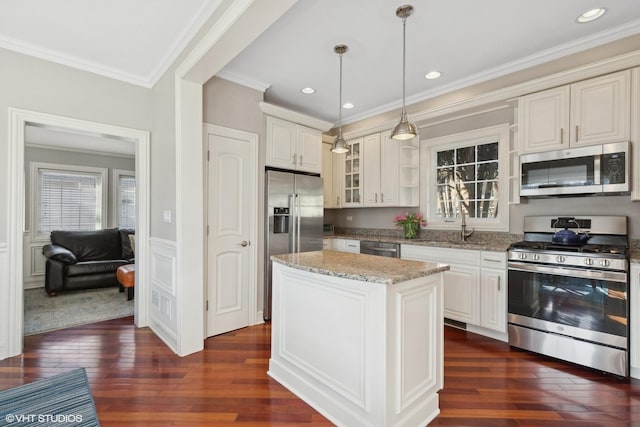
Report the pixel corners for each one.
[394,212,427,239]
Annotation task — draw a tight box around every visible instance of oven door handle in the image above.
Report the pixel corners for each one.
[508,262,627,283]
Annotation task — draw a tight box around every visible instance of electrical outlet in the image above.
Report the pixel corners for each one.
[346,216,353,221]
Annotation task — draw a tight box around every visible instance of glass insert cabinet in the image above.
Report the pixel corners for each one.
[343,137,362,207]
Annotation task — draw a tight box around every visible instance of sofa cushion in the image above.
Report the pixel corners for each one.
[119,229,135,259]
[50,229,122,262]
[66,260,129,277]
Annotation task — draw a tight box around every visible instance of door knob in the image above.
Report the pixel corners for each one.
[237,240,249,247]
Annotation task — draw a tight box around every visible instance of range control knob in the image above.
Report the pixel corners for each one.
[584,258,594,266]
[531,254,540,261]
[518,253,527,260]
[556,255,566,263]
[600,259,611,267]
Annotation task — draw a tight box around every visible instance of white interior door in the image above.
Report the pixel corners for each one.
[205,124,257,337]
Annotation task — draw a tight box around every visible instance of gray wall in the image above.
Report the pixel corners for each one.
[0,47,152,243]
[24,146,135,229]
[202,76,266,312]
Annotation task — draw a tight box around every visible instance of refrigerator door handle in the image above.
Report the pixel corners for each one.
[288,194,296,253]
[295,193,301,253]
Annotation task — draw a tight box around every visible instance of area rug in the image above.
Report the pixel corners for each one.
[24,287,133,336]
[0,368,99,426]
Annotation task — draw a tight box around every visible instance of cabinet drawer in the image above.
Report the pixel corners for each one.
[480,251,506,268]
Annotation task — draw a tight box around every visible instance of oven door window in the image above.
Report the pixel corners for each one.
[508,269,627,338]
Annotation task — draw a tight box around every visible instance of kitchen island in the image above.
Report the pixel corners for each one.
[269,250,449,427]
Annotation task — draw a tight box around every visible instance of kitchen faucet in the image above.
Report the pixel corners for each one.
[460,208,474,241]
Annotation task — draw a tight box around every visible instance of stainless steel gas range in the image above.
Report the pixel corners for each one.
[508,215,629,376]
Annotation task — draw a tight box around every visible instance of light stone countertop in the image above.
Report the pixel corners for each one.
[631,249,640,264]
[271,250,449,285]
[325,234,512,252]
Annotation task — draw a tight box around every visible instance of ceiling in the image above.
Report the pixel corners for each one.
[219,0,640,124]
[0,0,222,87]
[1,0,640,128]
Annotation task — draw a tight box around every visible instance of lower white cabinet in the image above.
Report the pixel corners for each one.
[630,264,640,378]
[331,238,360,253]
[322,238,332,250]
[402,244,507,339]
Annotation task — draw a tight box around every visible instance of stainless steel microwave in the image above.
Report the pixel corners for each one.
[520,141,630,197]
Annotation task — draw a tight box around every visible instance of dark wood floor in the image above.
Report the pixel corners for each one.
[1,317,639,426]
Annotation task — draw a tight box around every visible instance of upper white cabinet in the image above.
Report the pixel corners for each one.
[631,67,640,201]
[266,116,322,173]
[321,142,343,208]
[362,131,418,207]
[519,70,631,153]
[342,137,363,207]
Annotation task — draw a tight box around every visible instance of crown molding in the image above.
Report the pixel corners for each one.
[0,34,153,87]
[343,19,640,126]
[215,70,271,92]
[343,48,640,139]
[259,101,333,131]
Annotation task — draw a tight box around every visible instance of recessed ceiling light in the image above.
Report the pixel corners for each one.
[342,102,354,109]
[301,87,315,94]
[424,71,442,80]
[577,8,606,23]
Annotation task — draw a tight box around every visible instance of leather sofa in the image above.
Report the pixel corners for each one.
[42,228,135,296]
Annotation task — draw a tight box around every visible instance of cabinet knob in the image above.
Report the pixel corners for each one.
[292,154,297,165]
[381,193,384,203]
[299,154,303,164]
[375,193,378,203]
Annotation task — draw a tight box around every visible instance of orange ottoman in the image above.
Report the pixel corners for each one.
[116,264,135,300]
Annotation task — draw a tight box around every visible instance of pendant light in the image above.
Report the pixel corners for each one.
[391,5,417,141]
[331,44,350,154]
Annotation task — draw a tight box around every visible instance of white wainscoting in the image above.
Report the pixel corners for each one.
[149,237,178,352]
[22,231,47,289]
[0,243,8,360]
[268,262,444,427]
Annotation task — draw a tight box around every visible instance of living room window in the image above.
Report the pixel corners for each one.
[420,124,509,231]
[112,169,136,229]
[32,162,108,238]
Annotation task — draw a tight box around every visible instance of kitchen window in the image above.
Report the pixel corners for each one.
[32,162,108,238]
[421,124,509,231]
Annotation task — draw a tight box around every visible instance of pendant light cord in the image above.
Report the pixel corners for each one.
[401,16,407,116]
[338,51,343,137]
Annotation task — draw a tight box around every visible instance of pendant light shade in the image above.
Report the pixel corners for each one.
[391,5,417,141]
[331,44,350,154]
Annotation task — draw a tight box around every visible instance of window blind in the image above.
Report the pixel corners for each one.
[118,175,136,228]
[39,170,101,232]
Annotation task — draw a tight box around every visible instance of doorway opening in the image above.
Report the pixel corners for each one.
[6,108,150,358]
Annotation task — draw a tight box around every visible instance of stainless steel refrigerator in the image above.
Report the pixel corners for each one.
[264,170,323,320]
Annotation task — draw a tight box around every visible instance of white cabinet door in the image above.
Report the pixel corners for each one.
[443,265,481,324]
[322,143,336,208]
[322,238,332,250]
[519,70,631,153]
[266,116,297,169]
[297,125,322,173]
[344,239,360,253]
[480,268,506,333]
[362,131,401,207]
[401,245,480,325]
[519,86,570,153]
[379,130,400,206]
[630,264,640,378]
[570,70,630,147]
[363,133,381,206]
[479,251,507,333]
[342,138,363,207]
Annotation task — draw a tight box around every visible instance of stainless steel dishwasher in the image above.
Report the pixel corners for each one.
[359,240,400,258]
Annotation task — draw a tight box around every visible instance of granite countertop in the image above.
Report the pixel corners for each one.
[271,250,449,285]
[631,249,640,264]
[325,234,512,252]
